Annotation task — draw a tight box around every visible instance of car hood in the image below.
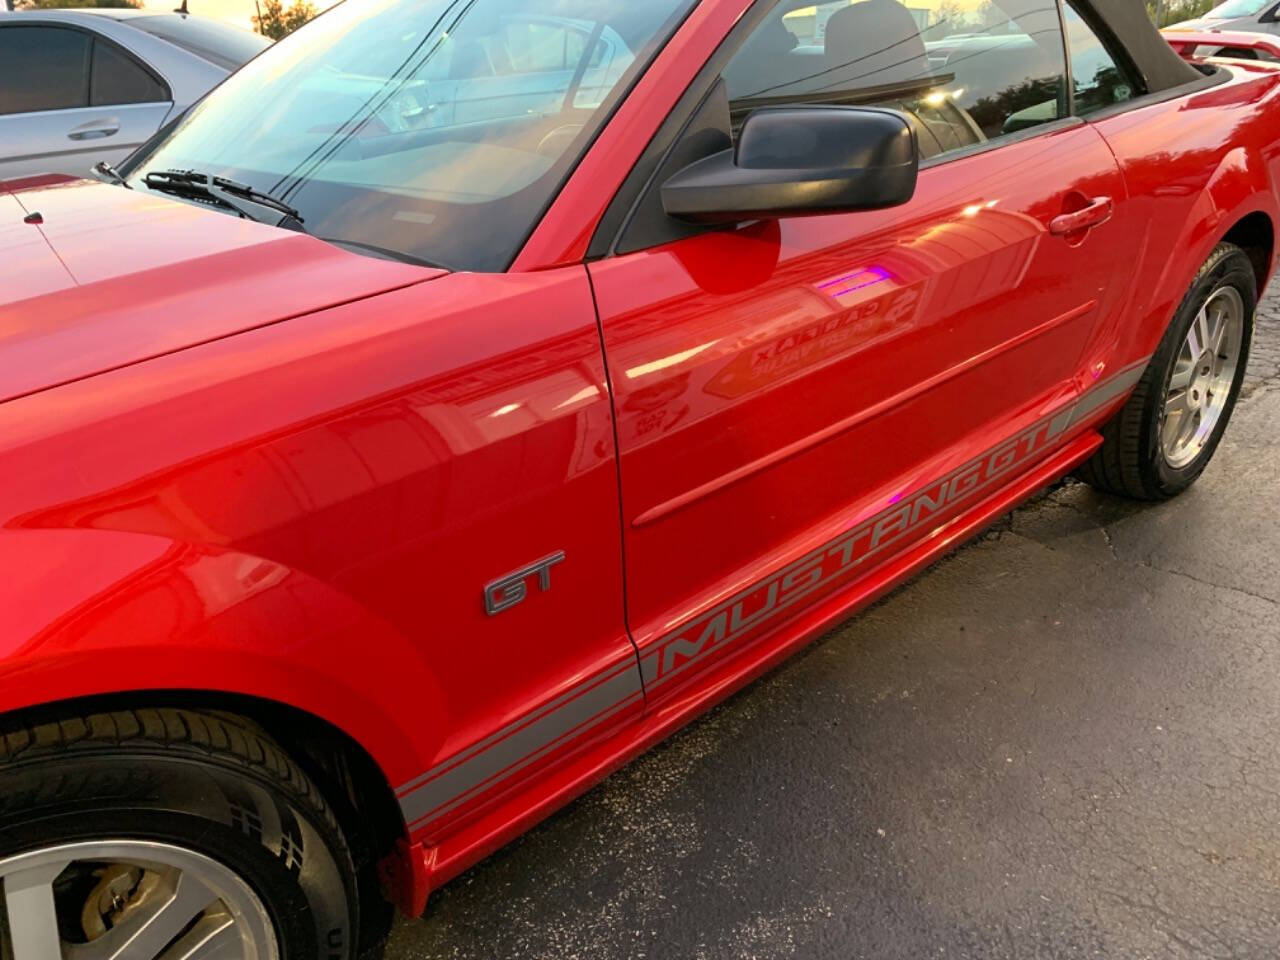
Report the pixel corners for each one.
[0,179,444,405]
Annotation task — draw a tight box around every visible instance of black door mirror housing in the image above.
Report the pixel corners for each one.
[660,106,919,223]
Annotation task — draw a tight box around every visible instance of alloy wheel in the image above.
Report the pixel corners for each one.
[1160,284,1245,469]
[0,840,278,960]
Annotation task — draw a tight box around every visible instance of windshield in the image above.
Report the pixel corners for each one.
[1205,0,1273,17]
[125,0,695,271]
[126,14,270,71]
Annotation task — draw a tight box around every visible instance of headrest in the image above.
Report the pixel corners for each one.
[824,0,931,87]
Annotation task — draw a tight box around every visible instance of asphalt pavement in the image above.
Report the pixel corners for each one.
[384,292,1280,960]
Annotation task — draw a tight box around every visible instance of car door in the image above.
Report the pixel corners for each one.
[0,24,172,181]
[587,0,1137,705]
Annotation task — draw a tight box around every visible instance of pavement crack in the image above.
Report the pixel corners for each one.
[1040,490,1121,560]
[1098,524,1119,561]
[1134,559,1279,607]
[1028,488,1276,604]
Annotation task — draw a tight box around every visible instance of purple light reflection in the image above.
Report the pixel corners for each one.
[817,266,893,299]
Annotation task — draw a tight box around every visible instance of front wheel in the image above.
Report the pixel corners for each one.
[1076,241,1255,500]
[0,709,357,960]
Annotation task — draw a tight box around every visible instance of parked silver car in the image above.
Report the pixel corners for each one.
[0,9,268,181]
[1169,0,1280,42]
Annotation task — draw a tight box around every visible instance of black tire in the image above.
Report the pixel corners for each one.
[0,708,357,960]
[1075,241,1255,500]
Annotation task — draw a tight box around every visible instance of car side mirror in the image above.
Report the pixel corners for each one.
[660,105,919,223]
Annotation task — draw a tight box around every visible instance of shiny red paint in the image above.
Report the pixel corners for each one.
[1,193,73,303]
[588,122,1131,687]
[2,0,1280,918]
[1077,61,1280,383]
[0,172,78,194]
[0,266,630,798]
[1,180,436,403]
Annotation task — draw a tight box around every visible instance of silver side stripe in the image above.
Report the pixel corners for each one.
[395,358,1149,830]
[1063,362,1148,427]
[637,358,1147,690]
[398,661,642,829]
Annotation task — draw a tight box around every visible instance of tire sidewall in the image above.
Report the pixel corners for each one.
[1139,246,1256,496]
[0,753,354,960]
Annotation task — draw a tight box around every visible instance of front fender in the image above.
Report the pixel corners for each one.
[0,527,443,789]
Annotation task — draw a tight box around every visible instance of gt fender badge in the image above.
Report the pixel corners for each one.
[484,552,565,616]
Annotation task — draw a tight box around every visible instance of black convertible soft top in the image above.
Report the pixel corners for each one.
[1081,0,1203,92]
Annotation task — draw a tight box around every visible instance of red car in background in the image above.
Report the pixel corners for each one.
[1,0,1277,956]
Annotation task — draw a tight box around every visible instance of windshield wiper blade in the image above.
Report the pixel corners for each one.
[143,169,212,193]
[90,160,131,188]
[142,169,223,205]
[143,169,305,231]
[209,176,303,223]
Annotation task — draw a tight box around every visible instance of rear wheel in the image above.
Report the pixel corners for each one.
[0,709,357,960]
[1076,242,1254,500]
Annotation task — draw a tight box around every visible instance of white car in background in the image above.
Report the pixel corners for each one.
[0,9,268,181]
[1167,0,1280,51]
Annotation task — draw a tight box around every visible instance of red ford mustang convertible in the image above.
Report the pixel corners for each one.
[1,0,1276,955]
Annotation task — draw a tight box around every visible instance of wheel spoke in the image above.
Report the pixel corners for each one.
[1187,304,1211,356]
[4,861,69,960]
[158,911,241,960]
[1164,387,1189,419]
[1168,360,1194,392]
[1,843,274,960]
[1197,305,1214,358]
[71,870,217,960]
[1177,405,1201,450]
[1212,303,1231,358]
[1162,400,1186,451]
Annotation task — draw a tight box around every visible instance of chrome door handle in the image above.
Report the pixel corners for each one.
[1049,196,1113,236]
[68,120,120,141]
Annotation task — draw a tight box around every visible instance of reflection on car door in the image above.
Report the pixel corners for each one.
[0,25,172,181]
[587,0,1134,709]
